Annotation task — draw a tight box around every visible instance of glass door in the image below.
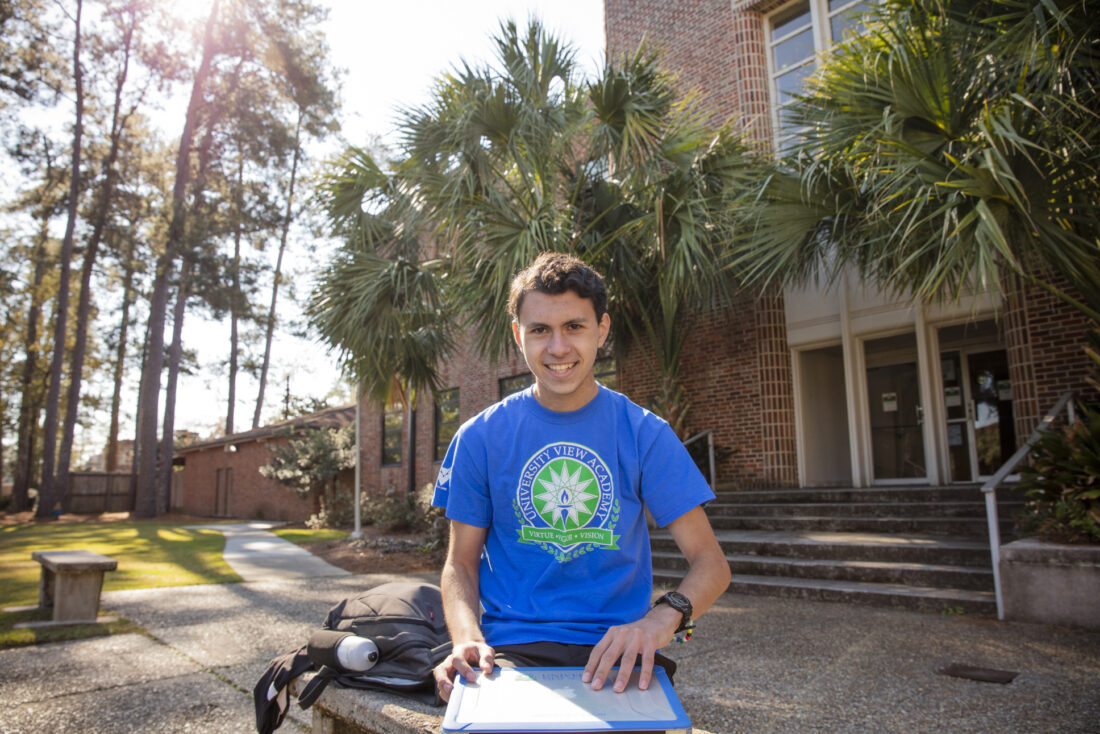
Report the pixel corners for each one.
[941,348,1015,481]
[866,346,926,481]
[967,350,1015,478]
[941,351,973,481]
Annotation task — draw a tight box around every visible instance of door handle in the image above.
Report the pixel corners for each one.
[916,404,924,425]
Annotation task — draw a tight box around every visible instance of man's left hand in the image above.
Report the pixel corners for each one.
[582,603,681,693]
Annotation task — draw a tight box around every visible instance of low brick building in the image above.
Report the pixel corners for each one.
[174,405,355,522]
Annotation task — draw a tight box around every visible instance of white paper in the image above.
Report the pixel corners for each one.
[449,668,674,726]
[944,387,962,408]
[948,423,964,447]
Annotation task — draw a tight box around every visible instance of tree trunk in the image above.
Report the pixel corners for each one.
[227,154,244,435]
[253,109,303,429]
[157,260,192,513]
[38,0,85,518]
[11,208,52,512]
[133,0,219,518]
[106,222,137,473]
[57,12,135,494]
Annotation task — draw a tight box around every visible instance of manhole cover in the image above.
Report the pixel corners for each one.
[938,663,1019,684]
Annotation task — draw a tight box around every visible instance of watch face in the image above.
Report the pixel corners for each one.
[664,592,692,615]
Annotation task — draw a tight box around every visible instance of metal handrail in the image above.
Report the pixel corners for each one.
[683,429,716,493]
[983,390,1076,620]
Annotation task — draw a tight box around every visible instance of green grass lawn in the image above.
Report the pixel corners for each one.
[0,519,347,649]
[0,521,244,608]
[0,519,245,649]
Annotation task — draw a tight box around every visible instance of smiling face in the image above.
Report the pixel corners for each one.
[512,289,611,413]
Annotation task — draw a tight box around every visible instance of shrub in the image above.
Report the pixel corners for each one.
[362,488,418,532]
[1016,404,1100,544]
[360,484,446,544]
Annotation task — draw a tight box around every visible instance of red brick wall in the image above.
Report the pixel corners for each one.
[619,289,797,487]
[178,438,316,522]
[1004,274,1099,440]
[355,329,531,500]
[605,0,776,148]
[606,0,798,486]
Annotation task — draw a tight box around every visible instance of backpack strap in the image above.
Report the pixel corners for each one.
[253,645,313,734]
[296,665,339,710]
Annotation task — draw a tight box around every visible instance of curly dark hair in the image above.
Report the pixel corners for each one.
[508,252,608,322]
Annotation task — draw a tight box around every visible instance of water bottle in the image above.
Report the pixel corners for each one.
[307,630,380,672]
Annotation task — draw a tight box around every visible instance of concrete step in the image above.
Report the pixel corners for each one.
[652,550,994,591]
[666,487,1008,615]
[653,567,997,616]
[708,513,999,536]
[652,529,993,566]
[710,501,993,518]
[712,484,1026,505]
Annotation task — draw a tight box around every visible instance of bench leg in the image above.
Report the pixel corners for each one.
[51,571,106,622]
[38,567,57,610]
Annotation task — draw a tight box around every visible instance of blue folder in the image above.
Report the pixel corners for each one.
[441,666,692,733]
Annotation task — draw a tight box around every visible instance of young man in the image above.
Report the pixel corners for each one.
[431,252,730,701]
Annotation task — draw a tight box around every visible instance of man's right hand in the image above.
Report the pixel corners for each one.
[433,640,495,702]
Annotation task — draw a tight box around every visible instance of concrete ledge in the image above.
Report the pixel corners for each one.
[289,673,443,734]
[1000,538,1100,630]
[288,673,715,734]
[14,615,118,630]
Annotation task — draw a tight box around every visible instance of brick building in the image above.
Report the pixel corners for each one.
[603,0,1096,488]
[174,405,355,522]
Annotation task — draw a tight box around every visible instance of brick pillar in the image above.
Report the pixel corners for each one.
[755,287,798,485]
[1003,276,1041,443]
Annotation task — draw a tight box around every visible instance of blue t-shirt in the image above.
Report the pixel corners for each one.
[432,385,714,647]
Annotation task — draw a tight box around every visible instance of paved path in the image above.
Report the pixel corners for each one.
[1,522,1098,733]
[190,522,352,581]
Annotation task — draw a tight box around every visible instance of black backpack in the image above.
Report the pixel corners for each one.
[254,581,452,734]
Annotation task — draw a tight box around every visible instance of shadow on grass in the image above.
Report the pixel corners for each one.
[0,520,243,609]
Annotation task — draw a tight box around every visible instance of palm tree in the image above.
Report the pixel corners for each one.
[732,0,1100,321]
[311,20,758,435]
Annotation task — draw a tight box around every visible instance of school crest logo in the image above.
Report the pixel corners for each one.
[514,442,619,563]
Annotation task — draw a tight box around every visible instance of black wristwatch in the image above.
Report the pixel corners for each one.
[654,591,693,633]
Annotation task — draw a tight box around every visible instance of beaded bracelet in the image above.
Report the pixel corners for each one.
[673,621,695,643]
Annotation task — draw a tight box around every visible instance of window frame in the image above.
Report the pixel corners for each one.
[433,388,461,462]
[381,401,404,466]
[499,373,535,400]
[765,0,870,150]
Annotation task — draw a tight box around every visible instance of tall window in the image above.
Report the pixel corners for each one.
[500,373,534,400]
[382,401,403,465]
[768,0,870,148]
[500,358,618,399]
[434,388,460,461]
[594,357,618,391]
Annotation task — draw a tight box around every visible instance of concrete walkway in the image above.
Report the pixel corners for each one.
[190,522,352,581]
[1,523,1098,733]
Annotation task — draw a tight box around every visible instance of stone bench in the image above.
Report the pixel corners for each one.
[31,549,118,624]
[289,672,713,733]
